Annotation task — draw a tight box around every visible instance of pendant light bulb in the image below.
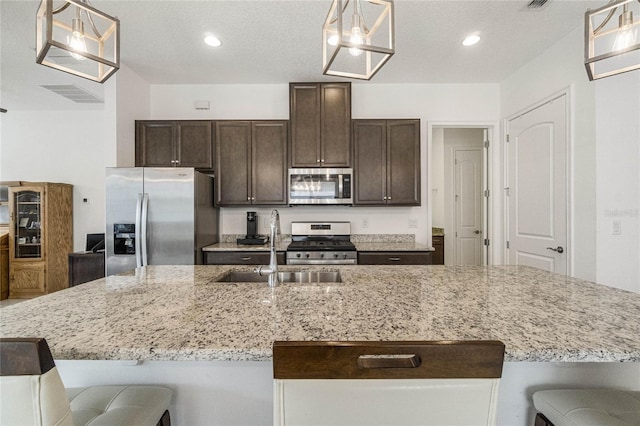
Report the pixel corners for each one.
[612,7,637,51]
[349,11,364,56]
[68,16,87,60]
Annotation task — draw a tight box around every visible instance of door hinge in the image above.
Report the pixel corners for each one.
[484,238,490,246]
[484,140,489,148]
[506,134,510,142]
[484,189,490,198]
[504,187,510,197]
[506,241,510,249]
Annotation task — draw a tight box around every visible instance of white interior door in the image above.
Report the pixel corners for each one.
[507,94,567,274]
[455,149,483,265]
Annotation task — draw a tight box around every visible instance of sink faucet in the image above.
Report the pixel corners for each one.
[254,209,280,287]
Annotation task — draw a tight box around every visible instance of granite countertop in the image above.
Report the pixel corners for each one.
[353,242,433,251]
[1,265,639,363]
[204,234,434,252]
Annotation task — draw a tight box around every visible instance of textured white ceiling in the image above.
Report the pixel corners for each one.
[0,0,603,110]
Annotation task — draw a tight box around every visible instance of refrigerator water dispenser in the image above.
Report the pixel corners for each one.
[114,224,136,254]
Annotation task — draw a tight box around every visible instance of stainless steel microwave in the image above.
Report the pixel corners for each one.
[288,168,353,205]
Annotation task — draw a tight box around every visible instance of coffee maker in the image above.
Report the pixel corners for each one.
[236,211,268,245]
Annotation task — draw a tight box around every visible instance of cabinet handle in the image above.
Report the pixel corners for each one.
[383,196,387,200]
[388,257,401,261]
[252,197,255,201]
[241,257,252,261]
[388,197,391,200]
[321,159,325,163]
[247,197,251,201]
[316,159,321,163]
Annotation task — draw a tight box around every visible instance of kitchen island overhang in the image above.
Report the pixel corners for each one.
[1,264,638,363]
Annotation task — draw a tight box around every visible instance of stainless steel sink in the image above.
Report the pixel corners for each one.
[216,271,341,283]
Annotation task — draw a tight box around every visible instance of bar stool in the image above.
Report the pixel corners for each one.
[0,337,172,426]
[533,388,640,426]
[273,340,505,426]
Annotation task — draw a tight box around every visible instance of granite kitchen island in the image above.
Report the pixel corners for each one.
[2,265,639,425]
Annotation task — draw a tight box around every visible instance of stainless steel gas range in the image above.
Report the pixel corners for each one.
[286,222,357,265]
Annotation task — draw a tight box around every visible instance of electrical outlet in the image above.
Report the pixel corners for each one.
[408,219,418,229]
[361,218,368,229]
[612,220,622,235]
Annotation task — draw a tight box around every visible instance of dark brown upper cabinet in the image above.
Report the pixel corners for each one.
[215,120,288,207]
[353,119,421,206]
[135,120,214,170]
[289,82,351,168]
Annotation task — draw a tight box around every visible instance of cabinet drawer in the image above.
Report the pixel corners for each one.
[205,251,285,265]
[358,251,432,265]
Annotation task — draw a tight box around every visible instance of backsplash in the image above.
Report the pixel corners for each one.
[350,234,415,243]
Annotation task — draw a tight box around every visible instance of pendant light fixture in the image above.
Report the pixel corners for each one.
[36,0,120,83]
[322,0,395,80]
[585,0,640,80]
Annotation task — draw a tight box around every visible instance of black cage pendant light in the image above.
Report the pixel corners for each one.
[36,0,120,83]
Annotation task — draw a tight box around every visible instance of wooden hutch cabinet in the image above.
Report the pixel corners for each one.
[353,119,421,206]
[9,183,73,298]
[289,82,351,167]
[135,120,214,170]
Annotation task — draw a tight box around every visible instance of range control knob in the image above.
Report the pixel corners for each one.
[343,254,348,259]
[296,253,301,258]
[320,253,325,258]
[305,253,310,258]
[334,253,339,258]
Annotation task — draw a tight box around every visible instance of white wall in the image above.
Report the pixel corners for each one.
[595,70,640,293]
[149,83,500,244]
[431,128,445,227]
[500,26,597,282]
[115,65,151,167]
[0,110,107,251]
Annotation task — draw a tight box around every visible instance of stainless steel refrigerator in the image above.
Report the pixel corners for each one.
[105,167,219,276]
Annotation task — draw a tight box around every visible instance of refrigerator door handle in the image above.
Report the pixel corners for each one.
[135,193,143,268]
[141,193,149,266]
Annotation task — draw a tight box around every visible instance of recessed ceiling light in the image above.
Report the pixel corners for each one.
[462,34,481,47]
[204,35,222,47]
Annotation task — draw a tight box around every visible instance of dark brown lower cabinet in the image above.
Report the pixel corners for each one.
[204,251,286,265]
[358,251,432,265]
[432,236,444,265]
[68,252,105,286]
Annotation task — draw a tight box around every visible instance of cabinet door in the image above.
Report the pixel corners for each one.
[10,187,44,261]
[252,121,288,205]
[387,120,421,206]
[353,120,387,205]
[135,121,175,167]
[321,83,351,167]
[10,262,46,297]
[176,121,214,169]
[358,252,432,265]
[216,121,252,206]
[205,251,285,265]
[432,236,445,265]
[289,83,321,167]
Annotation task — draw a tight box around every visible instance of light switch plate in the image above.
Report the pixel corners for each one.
[612,220,621,235]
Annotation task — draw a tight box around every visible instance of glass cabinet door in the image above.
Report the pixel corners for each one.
[12,188,43,259]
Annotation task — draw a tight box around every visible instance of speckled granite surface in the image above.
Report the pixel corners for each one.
[205,234,431,252]
[1,265,638,363]
[354,242,433,251]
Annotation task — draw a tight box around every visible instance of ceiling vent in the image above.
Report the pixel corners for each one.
[526,0,549,10]
[40,84,104,104]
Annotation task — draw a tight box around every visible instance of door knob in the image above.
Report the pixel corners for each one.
[473,230,481,234]
[546,246,564,254]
